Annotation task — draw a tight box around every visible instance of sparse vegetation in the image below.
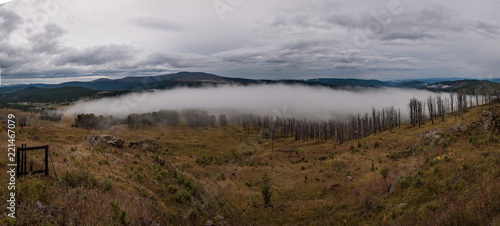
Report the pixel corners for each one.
[0,99,498,225]
[261,172,273,207]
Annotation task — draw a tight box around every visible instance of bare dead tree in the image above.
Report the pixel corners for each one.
[427,96,435,125]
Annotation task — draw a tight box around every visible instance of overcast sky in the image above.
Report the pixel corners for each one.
[0,0,499,84]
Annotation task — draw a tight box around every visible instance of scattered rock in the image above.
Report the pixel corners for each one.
[152,156,165,166]
[216,215,226,225]
[271,171,276,175]
[452,123,468,133]
[420,128,443,145]
[128,139,162,151]
[35,200,44,209]
[479,110,495,133]
[345,176,353,182]
[396,203,406,209]
[89,134,124,148]
[205,220,214,226]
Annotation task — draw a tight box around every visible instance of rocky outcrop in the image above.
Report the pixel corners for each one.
[452,123,468,133]
[89,134,124,148]
[420,128,443,145]
[479,110,495,133]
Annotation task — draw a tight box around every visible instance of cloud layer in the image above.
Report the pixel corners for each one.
[66,84,445,121]
[1,0,499,83]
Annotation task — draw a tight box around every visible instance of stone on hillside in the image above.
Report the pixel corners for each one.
[89,134,124,148]
[479,110,494,133]
[420,128,443,145]
[452,123,468,133]
[152,155,165,166]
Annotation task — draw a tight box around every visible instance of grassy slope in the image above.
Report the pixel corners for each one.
[0,106,499,225]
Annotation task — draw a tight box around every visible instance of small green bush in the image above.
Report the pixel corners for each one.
[397,176,408,188]
[61,170,97,188]
[167,185,178,194]
[413,176,423,188]
[101,178,114,192]
[110,201,127,225]
[261,173,272,206]
[381,167,389,180]
[18,177,49,202]
[174,190,191,204]
[98,159,110,166]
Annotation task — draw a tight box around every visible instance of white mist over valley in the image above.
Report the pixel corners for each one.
[66,84,446,121]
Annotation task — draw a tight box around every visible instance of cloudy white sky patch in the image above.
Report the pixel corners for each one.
[0,0,499,84]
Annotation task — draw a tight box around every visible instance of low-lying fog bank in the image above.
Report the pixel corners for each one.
[65,84,445,120]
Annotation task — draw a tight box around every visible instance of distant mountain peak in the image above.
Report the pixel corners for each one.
[91,78,111,82]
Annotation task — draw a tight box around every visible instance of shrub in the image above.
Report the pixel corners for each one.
[18,177,49,202]
[469,131,480,146]
[167,185,178,194]
[196,156,216,166]
[174,190,191,204]
[61,170,97,188]
[413,176,423,188]
[186,201,201,220]
[110,201,127,225]
[261,173,272,207]
[216,172,226,181]
[292,157,307,164]
[242,151,255,156]
[381,167,389,180]
[427,157,439,167]
[101,178,114,192]
[98,159,110,166]
[397,176,408,188]
[331,160,347,172]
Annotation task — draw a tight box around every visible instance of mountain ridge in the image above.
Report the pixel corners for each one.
[1,72,498,96]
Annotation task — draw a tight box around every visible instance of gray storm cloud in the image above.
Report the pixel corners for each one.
[66,84,444,121]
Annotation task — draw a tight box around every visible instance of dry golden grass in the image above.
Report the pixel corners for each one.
[0,105,499,225]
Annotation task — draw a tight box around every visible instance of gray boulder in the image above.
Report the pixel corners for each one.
[420,128,443,145]
[89,134,124,148]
